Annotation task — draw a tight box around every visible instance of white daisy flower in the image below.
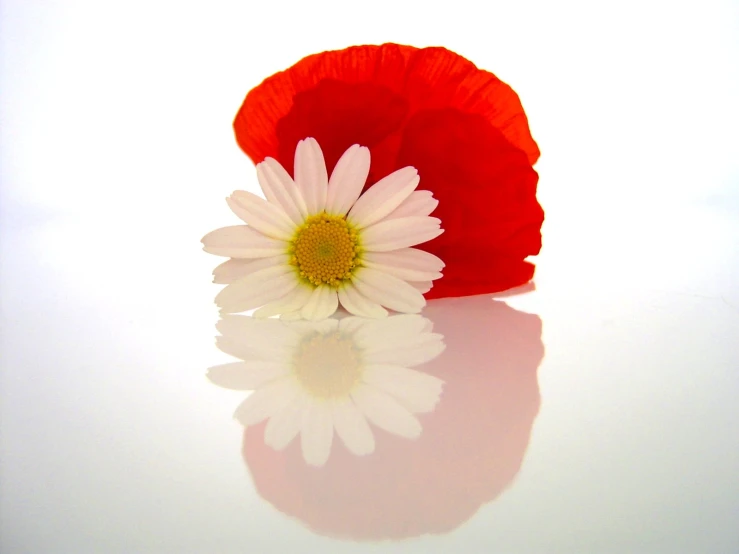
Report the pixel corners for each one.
[207,314,446,467]
[202,137,445,320]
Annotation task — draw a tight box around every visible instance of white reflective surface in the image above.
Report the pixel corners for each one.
[2,1,738,553]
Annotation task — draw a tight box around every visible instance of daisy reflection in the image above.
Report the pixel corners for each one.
[242,296,543,540]
[208,314,445,466]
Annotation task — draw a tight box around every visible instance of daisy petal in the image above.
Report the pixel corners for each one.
[227,191,296,240]
[294,138,328,214]
[212,255,290,284]
[326,144,370,216]
[207,361,288,390]
[257,158,308,224]
[352,267,425,313]
[201,226,286,258]
[362,248,444,281]
[350,383,422,439]
[288,319,339,338]
[364,332,446,367]
[337,316,367,336]
[300,285,339,320]
[301,403,334,466]
[362,216,443,252]
[264,393,310,451]
[362,364,444,413]
[233,377,299,426]
[410,281,433,294]
[350,314,430,350]
[338,282,388,318]
[347,166,419,229]
[331,399,375,456]
[280,311,303,321]
[253,283,314,318]
[215,335,271,363]
[385,190,438,219]
[216,315,300,358]
[216,267,297,314]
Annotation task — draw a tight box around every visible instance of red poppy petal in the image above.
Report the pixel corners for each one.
[234,43,540,171]
[233,43,544,299]
[275,80,409,182]
[396,108,544,299]
[234,44,415,170]
[403,47,540,165]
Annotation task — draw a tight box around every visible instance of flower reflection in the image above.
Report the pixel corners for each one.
[238,296,544,540]
[208,314,445,466]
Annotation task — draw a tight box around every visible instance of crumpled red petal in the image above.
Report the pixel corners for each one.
[234,43,544,298]
[397,108,544,298]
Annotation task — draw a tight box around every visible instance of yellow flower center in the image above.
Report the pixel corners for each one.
[292,331,362,399]
[291,213,359,287]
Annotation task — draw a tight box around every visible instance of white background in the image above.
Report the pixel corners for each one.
[2,0,738,552]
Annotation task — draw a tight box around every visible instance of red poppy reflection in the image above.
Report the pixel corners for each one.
[243,296,543,539]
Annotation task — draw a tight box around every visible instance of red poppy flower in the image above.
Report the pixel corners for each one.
[233,43,544,300]
[242,297,544,540]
